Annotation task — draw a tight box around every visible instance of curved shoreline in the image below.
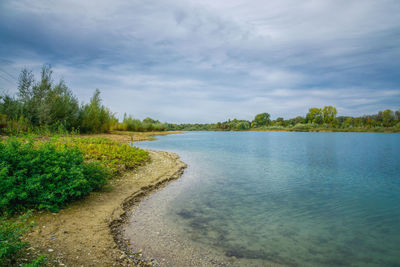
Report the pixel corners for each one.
[110,150,187,266]
[24,149,186,266]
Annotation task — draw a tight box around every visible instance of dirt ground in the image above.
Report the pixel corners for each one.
[22,132,186,266]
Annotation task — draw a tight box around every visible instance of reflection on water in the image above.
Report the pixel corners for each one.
[128,132,400,266]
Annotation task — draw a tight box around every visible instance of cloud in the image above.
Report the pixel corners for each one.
[0,0,399,123]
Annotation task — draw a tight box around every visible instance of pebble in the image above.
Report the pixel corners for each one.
[48,249,54,252]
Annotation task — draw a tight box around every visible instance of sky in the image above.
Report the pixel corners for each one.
[0,0,399,123]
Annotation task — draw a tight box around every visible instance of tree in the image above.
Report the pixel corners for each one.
[322,106,337,126]
[32,64,53,125]
[17,68,34,102]
[0,95,21,120]
[252,113,270,127]
[275,117,285,126]
[17,68,36,123]
[306,107,323,124]
[46,80,80,130]
[343,117,354,128]
[143,117,157,124]
[79,89,114,133]
[382,109,395,127]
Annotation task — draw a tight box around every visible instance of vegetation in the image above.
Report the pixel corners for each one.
[0,136,149,265]
[50,137,149,176]
[0,65,113,134]
[0,212,47,266]
[0,136,150,215]
[0,65,171,135]
[3,65,398,134]
[252,112,271,127]
[115,115,168,132]
[79,89,115,133]
[0,65,156,265]
[0,63,398,266]
[0,137,109,214]
[167,106,400,132]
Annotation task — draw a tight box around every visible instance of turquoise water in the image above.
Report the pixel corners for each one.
[136,132,400,266]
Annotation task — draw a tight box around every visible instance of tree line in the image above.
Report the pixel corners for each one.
[1,65,399,134]
[0,65,168,134]
[169,107,400,132]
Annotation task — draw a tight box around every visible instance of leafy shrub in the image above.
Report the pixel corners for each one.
[0,138,109,214]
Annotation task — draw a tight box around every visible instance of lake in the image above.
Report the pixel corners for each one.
[125,131,400,266]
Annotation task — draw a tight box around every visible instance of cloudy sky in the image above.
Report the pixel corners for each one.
[0,0,399,123]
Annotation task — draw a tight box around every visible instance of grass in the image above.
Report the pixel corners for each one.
[49,136,150,176]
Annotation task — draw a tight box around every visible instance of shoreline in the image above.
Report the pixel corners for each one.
[110,150,187,266]
[23,134,187,266]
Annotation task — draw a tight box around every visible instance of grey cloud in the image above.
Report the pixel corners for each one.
[0,0,399,123]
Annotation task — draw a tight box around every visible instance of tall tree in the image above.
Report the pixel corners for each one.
[252,112,270,127]
[47,80,80,130]
[306,107,323,124]
[381,109,395,127]
[17,68,34,102]
[80,89,114,133]
[322,106,338,126]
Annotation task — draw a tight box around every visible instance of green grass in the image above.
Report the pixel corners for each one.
[50,137,150,176]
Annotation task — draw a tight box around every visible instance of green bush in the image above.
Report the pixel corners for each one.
[0,138,109,214]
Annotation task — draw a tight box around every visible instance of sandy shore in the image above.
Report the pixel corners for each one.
[24,149,186,266]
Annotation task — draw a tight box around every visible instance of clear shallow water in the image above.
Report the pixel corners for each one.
[133,132,400,266]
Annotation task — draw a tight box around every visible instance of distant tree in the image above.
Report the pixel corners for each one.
[235,121,250,130]
[294,116,305,124]
[143,117,157,124]
[306,107,323,124]
[252,113,270,127]
[275,117,285,126]
[322,106,337,126]
[381,109,395,127]
[364,116,373,128]
[343,117,354,128]
[80,89,114,133]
